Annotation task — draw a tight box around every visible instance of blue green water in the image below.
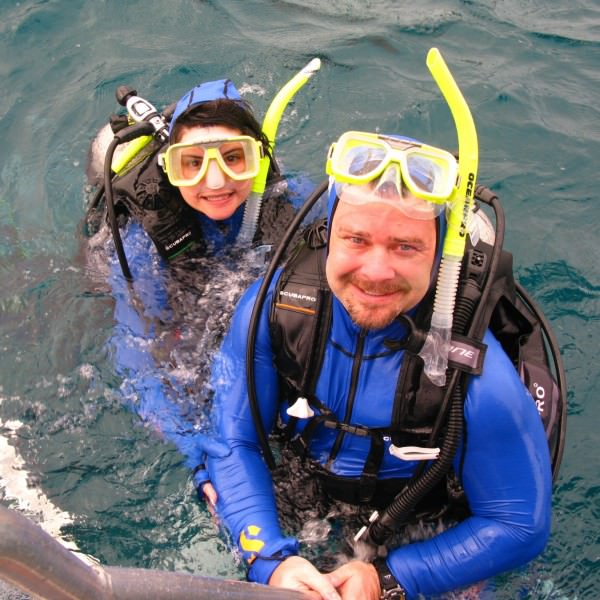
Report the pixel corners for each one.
[0,1,599,598]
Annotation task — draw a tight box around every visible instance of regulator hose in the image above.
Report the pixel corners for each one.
[103,122,155,281]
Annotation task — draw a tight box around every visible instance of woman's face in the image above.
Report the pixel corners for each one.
[174,125,254,221]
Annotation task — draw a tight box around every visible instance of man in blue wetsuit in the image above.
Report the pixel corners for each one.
[206,129,553,599]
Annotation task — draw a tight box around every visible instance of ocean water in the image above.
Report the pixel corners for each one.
[0,1,599,598]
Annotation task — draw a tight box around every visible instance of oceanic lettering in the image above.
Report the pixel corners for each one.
[165,230,192,251]
[460,172,476,238]
[280,290,317,303]
[465,171,475,199]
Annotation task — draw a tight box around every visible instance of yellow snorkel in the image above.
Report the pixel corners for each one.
[237,57,322,243]
[418,48,479,386]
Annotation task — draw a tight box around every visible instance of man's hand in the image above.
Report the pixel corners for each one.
[326,560,380,600]
[269,556,341,600]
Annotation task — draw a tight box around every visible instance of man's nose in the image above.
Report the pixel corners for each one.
[359,247,396,281]
[204,159,227,189]
[374,164,402,200]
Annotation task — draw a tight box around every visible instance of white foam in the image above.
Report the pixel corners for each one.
[0,418,96,565]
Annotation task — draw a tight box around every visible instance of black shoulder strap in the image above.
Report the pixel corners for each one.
[269,219,331,400]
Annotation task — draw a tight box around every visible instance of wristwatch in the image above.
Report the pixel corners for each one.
[373,557,407,600]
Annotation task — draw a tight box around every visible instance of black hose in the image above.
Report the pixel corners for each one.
[102,121,155,281]
[366,344,466,545]
[246,179,329,469]
[104,136,133,281]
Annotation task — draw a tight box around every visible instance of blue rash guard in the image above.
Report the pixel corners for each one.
[207,270,553,598]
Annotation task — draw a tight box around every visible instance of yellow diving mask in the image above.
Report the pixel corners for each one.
[159,135,263,186]
[326,130,459,219]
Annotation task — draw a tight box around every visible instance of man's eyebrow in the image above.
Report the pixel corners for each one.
[337,225,372,238]
[337,225,425,245]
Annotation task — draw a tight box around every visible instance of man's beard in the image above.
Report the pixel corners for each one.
[340,274,411,330]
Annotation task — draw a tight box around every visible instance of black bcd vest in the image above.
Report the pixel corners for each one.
[269,212,566,510]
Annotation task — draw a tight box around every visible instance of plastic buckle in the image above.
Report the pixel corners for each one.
[389,445,440,461]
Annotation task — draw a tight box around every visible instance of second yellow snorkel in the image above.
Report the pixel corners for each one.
[237,57,322,243]
[418,48,479,386]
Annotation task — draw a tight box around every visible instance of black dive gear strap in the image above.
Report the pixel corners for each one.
[246,179,329,469]
[373,558,406,600]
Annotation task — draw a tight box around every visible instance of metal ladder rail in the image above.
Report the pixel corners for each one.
[0,504,309,600]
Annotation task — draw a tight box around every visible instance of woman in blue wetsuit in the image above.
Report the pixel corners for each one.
[86,67,319,497]
[205,129,553,599]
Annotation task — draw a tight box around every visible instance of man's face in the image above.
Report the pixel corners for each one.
[325,197,437,330]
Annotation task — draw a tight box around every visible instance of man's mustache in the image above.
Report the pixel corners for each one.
[346,274,410,295]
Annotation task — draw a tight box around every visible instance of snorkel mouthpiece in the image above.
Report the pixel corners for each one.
[237,58,321,244]
[418,48,479,386]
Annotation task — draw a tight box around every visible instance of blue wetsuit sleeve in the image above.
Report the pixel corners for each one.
[386,332,553,599]
[207,276,299,584]
[109,223,229,478]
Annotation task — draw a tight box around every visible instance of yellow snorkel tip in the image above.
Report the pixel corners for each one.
[426,47,478,258]
[252,58,322,194]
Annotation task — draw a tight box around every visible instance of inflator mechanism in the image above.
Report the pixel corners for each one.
[116,85,170,142]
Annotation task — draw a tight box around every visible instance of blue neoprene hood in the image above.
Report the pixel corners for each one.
[168,79,242,136]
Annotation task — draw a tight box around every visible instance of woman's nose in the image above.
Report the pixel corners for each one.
[204,159,227,189]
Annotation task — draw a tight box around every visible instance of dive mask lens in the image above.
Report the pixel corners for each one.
[327,131,458,219]
[162,136,262,187]
[327,132,390,184]
[403,148,456,200]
